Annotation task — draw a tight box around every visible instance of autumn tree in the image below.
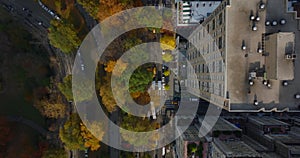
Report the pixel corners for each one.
[42,148,67,158]
[34,86,67,119]
[163,70,170,76]
[77,0,100,19]
[160,35,176,50]
[104,60,128,75]
[48,20,81,53]
[99,74,117,112]
[164,84,170,91]
[80,121,105,151]
[97,0,127,22]
[59,114,104,151]
[57,75,73,101]
[35,99,66,119]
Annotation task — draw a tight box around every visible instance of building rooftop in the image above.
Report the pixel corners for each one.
[248,116,290,126]
[225,0,300,112]
[265,32,295,80]
[213,139,262,157]
[181,125,202,141]
[260,152,284,158]
[225,0,268,107]
[198,116,242,132]
[176,1,221,26]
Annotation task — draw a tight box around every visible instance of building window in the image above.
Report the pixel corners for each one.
[219,60,222,72]
[219,13,223,25]
[207,24,210,33]
[212,19,215,30]
[218,37,222,49]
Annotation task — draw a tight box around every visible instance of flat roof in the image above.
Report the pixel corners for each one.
[260,152,284,158]
[198,116,242,132]
[226,0,268,105]
[248,116,290,126]
[270,134,300,144]
[213,139,262,157]
[265,32,295,80]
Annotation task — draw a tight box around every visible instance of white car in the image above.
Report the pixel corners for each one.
[49,11,54,16]
[151,102,156,120]
[162,147,166,156]
[158,81,162,90]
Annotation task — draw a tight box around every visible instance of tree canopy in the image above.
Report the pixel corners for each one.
[80,121,105,151]
[59,114,85,150]
[42,148,67,158]
[57,75,73,101]
[35,99,66,119]
[120,114,156,147]
[77,0,100,19]
[129,65,153,94]
[59,114,104,151]
[162,52,173,62]
[99,74,117,112]
[48,20,81,53]
[160,35,176,51]
[163,70,170,76]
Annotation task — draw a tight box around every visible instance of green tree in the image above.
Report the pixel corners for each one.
[123,37,142,51]
[187,142,197,156]
[58,75,73,101]
[134,7,163,32]
[77,0,100,19]
[129,65,153,93]
[42,148,67,158]
[48,20,81,53]
[162,52,173,62]
[120,114,156,147]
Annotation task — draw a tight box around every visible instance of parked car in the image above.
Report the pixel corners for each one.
[84,149,88,158]
[158,81,162,90]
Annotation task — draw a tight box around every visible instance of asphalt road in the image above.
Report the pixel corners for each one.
[1,0,52,31]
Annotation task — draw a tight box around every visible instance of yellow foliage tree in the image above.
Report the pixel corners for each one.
[104,60,116,73]
[104,60,128,75]
[99,74,117,112]
[162,53,173,62]
[160,35,176,50]
[80,121,104,151]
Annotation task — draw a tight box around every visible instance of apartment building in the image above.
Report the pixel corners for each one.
[245,116,300,158]
[182,0,300,112]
